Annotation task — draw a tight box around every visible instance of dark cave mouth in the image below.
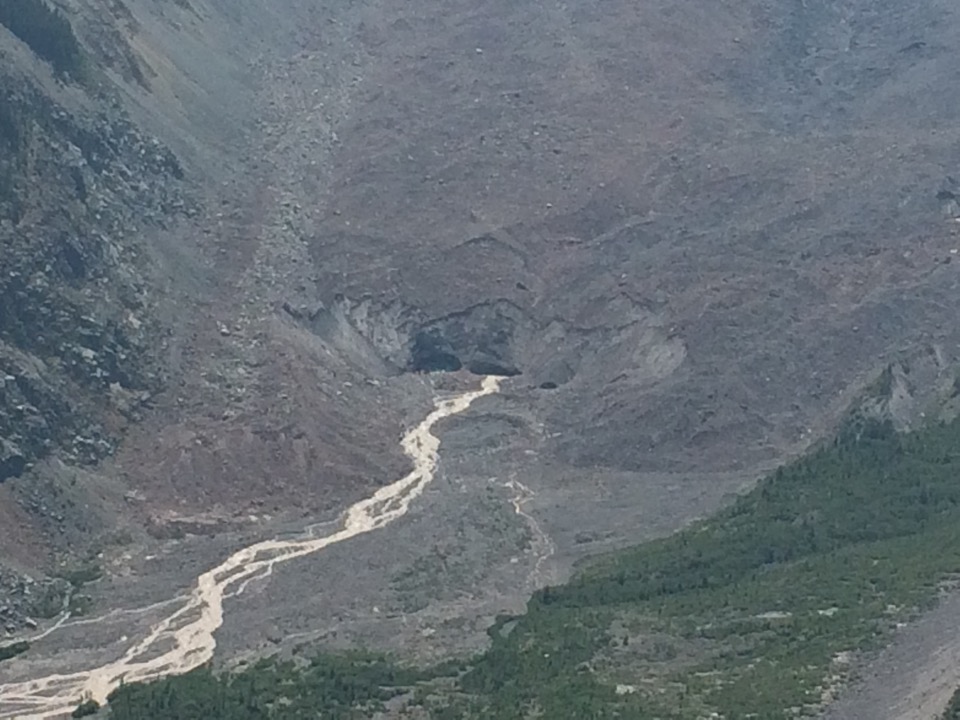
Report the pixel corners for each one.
[414,349,463,373]
[407,329,521,377]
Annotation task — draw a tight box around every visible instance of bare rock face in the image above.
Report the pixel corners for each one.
[0,25,189,536]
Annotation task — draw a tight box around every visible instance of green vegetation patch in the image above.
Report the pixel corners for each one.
[102,414,960,719]
[0,640,30,663]
[71,699,99,718]
[106,651,462,720]
[447,416,960,718]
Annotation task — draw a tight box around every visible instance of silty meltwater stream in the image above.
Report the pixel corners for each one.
[0,376,501,719]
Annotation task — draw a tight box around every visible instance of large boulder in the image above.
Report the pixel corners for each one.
[0,438,26,481]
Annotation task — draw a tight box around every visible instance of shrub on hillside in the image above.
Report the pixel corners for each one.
[71,699,99,718]
[0,641,29,663]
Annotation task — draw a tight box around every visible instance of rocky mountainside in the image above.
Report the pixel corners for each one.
[0,0,440,627]
[0,66,186,476]
[1,0,960,709]
[0,2,197,623]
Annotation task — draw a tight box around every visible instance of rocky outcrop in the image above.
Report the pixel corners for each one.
[0,439,25,482]
[0,569,71,633]
[0,42,187,482]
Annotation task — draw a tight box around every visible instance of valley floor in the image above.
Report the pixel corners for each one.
[5,0,960,717]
